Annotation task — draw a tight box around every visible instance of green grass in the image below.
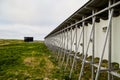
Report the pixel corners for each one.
[1,39,120,80]
[0,39,66,80]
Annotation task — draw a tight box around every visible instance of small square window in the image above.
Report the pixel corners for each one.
[102,27,107,32]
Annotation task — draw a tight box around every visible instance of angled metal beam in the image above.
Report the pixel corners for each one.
[95,4,114,80]
[92,10,96,80]
[64,28,70,71]
[69,24,78,79]
[61,29,68,67]
[79,15,96,80]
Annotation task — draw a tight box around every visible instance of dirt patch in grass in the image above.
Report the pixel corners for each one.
[0,40,66,80]
[44,56,54,69]
[23,57,39,67]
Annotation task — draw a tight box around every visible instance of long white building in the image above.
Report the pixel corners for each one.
[44,0,120,80]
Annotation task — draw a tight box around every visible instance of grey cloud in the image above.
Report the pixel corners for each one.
[0,0,88,40]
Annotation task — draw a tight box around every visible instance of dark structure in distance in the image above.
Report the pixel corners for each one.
[24,37,33,42]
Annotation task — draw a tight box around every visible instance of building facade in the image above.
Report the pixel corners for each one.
[44,0,120,80]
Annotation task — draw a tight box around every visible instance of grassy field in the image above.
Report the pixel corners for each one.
[0,39,120,80]
[0,39,66,80]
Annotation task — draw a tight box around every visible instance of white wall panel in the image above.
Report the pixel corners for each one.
[77,26,83,54]
[95,19,108,59]
[112,15,120,64]
[86,23,93,56]
[72,29,76,52]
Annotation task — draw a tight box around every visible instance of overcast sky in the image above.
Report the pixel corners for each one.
[0,0,88,40]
